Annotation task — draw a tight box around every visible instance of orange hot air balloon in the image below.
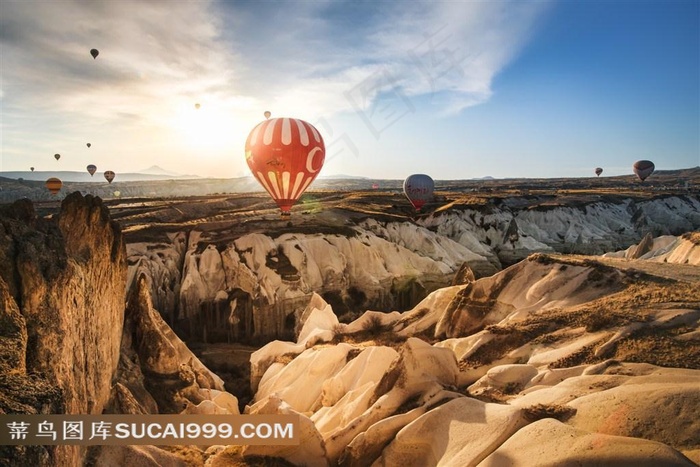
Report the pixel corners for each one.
[46,177,62,195]
[245,117,325,215]
[633,160,655,182]
[90,48,99,59]
[595,167,603,176]
[54,153,61,161]
[104,170,115,183]
[87,164,97,176]
[264,111,271,119]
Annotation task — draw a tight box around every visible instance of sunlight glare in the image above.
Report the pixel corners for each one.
[173,103,238,151]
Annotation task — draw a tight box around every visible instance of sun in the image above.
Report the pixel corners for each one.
[173,103,239,151]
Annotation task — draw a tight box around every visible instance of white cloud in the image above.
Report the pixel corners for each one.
[0,0,551,175]
[221,0,552,117]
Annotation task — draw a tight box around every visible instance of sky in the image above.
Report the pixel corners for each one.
[0,0,698,180]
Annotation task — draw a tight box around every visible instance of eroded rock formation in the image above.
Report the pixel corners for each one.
[233,248,700,466]
[0,194,126,466]
[0,194,238,467]
[127,195,700,346]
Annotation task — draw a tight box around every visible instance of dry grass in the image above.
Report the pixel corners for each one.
[158,445,205,466]
[681,231,700,245]
[522,403,577,422]
[273,352,298,366]
[459,271,700,370]
[614,328,700,369]
[208,445,296,467]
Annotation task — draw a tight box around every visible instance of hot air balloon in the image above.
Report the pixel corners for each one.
[87,164,97,176]
[195,103,201,109]
[87,143,91,148]
[633,160,655,182]
[90,48,99,59]
[46,177,62,195]
[104,170,115,183]
[595,167,603,176]
[30,167,35,172]
[54,153,60,161]
[403,174,434,211]
[264,111,271,119]
[113,191,121,197]
[245,117,325,215]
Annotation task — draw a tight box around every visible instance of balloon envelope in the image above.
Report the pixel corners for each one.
[245,117,325,214]
[633,160,655,181]
[104,170,115,183]
[90,48,99,59]
[403,174,434,211]
[46,177,62,195]
[54,153,60,161]
[595,167,603,176]
[87,164,97,176]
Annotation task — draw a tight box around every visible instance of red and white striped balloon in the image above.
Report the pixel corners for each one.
[245,117,325,214]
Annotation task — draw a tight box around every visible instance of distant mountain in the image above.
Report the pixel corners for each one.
[137,165,181,176]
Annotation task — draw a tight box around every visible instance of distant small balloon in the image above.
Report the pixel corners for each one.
[54,153,60,161]
[633,160,655,182]
[595,167,603,176]
[30,167,35,172]
[264,111,271,119]
[195,103,201,109]
[46,177,62,195]
[403,174,434,212]
[113,191,121,197]
[104,170,115,183]
[87,143,91,148]
[90,48,99,59]
[87,164,97,176]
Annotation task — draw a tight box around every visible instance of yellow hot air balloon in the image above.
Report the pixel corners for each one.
[46,177,62,195]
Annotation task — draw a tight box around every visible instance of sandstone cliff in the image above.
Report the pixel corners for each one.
[0,194,236,467]
[0,194,126,466]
